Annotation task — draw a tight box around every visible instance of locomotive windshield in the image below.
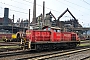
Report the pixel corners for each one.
[43,27,51,31]
[42,26,61,32]
[51,27,61,32]
[54,29,61,32]
[57,30,61,32]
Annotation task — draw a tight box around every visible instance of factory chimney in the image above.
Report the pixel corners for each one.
[42,1,45,26]
[32,0,36,24]
[3,8,9,25]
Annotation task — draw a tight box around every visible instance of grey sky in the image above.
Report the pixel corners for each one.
[0,0,90,27]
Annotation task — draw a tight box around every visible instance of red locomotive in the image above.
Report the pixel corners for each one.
[20,26,80,50]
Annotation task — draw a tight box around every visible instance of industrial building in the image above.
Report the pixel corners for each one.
[0,8,28,33]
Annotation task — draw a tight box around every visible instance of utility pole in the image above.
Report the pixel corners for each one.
[19,18,20,27]
[72,21,73,32]
[28,9,31,49]
[28,9,30,30]
[42,1,45,26]
[12,14,14,34]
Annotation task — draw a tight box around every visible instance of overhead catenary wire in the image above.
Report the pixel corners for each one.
[0,6,32,21]
[56,0,90,16]
[9,0,61,13]
[64,0,90,11]
[21,0,61,13]
[1,0,90,15]
[0,0,66,22]
[1,0,88,16]
[82,0,90,5]
[25,0,90,16]
[56,0,90,13]
[0,6,31,15]
[0,1,28,11]
[10,0,31,7]
[55,0,90,26]
[11,0,90,14]
[0,0,90,22]
[0,0,87,19]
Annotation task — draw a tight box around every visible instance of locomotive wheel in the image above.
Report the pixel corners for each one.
[36,45,42,52]
[69,43,77,48]
[72,43,77,48]
[48,45,52,51]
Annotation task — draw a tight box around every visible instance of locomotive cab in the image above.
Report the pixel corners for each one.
[51,27,62,42]
[43,26,62,42]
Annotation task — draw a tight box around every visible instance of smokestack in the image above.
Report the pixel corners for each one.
[3,8,9,25]
[13,14,14,23]
[42,1,45,26]
[28,9,30,30]
[12,14,14,34]
[33,0,36,23]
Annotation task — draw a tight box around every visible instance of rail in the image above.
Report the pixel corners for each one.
[16,47,90,60]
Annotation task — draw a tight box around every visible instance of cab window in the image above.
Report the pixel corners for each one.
[48,28,51,31]
[57,30,60,32]
[54,30,56,32]
[54,29,60,32]
[44,29,46,31]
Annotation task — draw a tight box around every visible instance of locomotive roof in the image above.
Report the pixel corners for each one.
[42,26,61,30]
[51,27,61,29]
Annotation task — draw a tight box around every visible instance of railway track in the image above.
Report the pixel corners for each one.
[0,49,31,58]
[15,47,90,60]
[80,56,90,60]
[81,40,90,44]
[0,40,89,52]
[0,42,20,46]
[0,41,90,60]
[0,42,21,52]
[0,46,90,60]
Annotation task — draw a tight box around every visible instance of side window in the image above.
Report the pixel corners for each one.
[44,29,46,31]
[48,28,51,31]
[54,30,56,32]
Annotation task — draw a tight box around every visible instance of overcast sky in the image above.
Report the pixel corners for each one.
[0,0,90,27]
